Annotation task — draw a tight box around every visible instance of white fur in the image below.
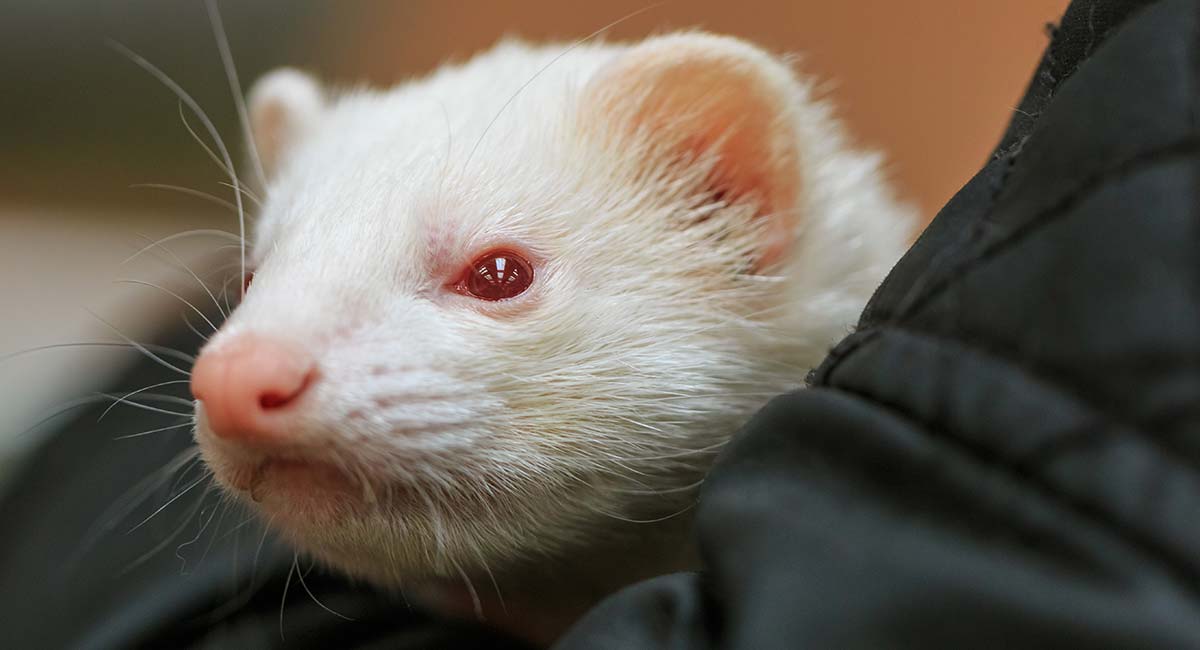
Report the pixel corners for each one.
[196,33,914,590]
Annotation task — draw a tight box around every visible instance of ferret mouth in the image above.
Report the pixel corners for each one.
[223,456,368,507]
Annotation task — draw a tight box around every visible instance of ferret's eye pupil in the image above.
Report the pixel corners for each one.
[242,271,255,295]
[461,251,533,301]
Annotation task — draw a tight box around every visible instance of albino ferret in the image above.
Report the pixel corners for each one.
[190,32,913,643]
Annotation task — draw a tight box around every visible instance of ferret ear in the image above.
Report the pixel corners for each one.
[247,68,326,181]
[584,33,804,265]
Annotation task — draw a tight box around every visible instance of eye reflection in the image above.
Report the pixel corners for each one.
[461,250,533,301]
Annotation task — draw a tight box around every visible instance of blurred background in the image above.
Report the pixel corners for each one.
[0,0,1068,475]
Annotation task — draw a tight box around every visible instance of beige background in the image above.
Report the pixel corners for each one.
[0,0,1069,471]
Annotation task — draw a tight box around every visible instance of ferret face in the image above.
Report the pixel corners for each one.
[191,34,909,584]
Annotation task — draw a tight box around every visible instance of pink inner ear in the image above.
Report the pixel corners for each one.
[585,36,803,267]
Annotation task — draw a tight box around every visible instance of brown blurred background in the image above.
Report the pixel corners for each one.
[0,0,1068,466]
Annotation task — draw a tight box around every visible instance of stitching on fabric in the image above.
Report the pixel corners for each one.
[824,379,1200,596]
[837,324,1200,478]
[895,140,1200,322]
[762,393,1110,577]
[806,329,880,386]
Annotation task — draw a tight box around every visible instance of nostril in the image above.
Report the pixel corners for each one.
[258,369,315,411]
[260,393,290,409]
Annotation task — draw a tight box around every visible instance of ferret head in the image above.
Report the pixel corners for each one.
[191,33,909,584]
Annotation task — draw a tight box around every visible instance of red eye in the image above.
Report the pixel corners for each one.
[242,270,255,295]
[456,250,534,301]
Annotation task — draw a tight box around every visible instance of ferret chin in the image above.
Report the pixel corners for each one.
[189,31,914,643]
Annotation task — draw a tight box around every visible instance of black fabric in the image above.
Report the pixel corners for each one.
[3,0,1198,647]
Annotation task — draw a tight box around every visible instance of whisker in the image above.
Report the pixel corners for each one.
[126,473,209,534]
[179,499,229,573]
[593,499,697,525]
[98,390,193,411]
[296,558,356,621]
[0,341,195,367]
[131,232,230,318]
[215,513,259,542]
[178,102,266,207]
[253,514,276,583]
[182,312,213,343]
[205,0,267,190]
[12,395,115,439]
[107,39,248,303]
[609,476,707,495]
[122,229,242,265]
[71,449,204,573]
[475,547,506,616]
[113,420,193,441]
[98,380,191,421]
[97,394,191,418]
[177,100,235,181]
[174,499,221,573]
[118,484,212,575]
[218,180,262,207]
[129,183,238,213]
[87,309,194,377]
[221,275,234,315]
[452,558,483,620]
[113,278,219,333]
[280,553,298,641]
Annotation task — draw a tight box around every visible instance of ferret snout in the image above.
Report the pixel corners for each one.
[191,333,316,443]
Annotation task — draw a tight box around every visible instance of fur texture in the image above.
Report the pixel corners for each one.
[195,32,913,596]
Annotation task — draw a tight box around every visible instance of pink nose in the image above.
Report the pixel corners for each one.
[190,334,315,443]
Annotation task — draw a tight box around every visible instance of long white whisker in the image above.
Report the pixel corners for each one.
[113,278,219,332]
[129,183,237,213]
[122,229,242,265]
[114,420,193,441]
[97,392,193,418]
[132,232,228,319]
[216,514,259,543]
[12,395,113,439]
[253,514,276,583]
[178,100,234,179]
[98,380,191,421]
[205,0,267,190]
[609,476,708,495]
[107,40,248,303]
[0,341,195,367]
[296,559,356,621]
[475,547,506,616]
[452,558,483,620]
[182,312,213,343]
[126,474,209,533]
[175,499,222,573]
[73,448,201,566]
[118,485,212,574]
[280,553,298,641]
[593,499,698,525]
[179,102,266,206]
[218,181,262,207]
[186,499,231,572]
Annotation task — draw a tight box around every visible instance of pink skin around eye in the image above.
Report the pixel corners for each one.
[419,216,540,303]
